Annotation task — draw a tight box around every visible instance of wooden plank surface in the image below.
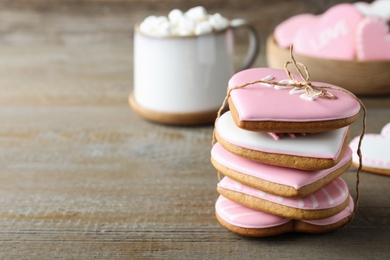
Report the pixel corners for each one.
[0,1,389,259]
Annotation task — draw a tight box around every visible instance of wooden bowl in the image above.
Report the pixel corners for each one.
[266,35,390,96]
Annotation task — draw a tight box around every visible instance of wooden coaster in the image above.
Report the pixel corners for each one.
[266,35,390,96]
[129,92,218,125]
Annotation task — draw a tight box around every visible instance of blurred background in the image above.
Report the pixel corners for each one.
[0,0,362,51]
[0,0,368,107]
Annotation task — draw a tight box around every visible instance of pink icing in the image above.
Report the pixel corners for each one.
[218,177,349,210]
[212,143,352,189]
[215,195,290,228]
[228,68,360,122]
[301,197,353,226]
[216,195,354,228]
[349,123,390,170]
[274,14,316,48]
[293,4,362,59]
[216,111,349,159]
[357,17,390,61]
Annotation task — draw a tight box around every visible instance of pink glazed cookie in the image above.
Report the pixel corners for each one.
[349,123,390,176]
[211,143,352,197]
[293,4,362,60]
[357,16,390,61]
[215,111,350,170]
[217,177,350,220]
[215,195,354,237]
[274,13,316,48]
[227,68,361,133]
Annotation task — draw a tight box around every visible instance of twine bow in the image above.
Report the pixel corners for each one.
[284,45,335,99]
[212,45,367,222]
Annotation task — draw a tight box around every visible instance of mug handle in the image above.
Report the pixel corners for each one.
[230,19,260,71]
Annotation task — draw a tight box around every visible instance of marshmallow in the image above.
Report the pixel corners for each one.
[178,16,196,33]
[139,15,157,33]
[185,6,208,22]
[156,20,171,36]
[155,16,169,25]
[195,21,213,35]
[168,9,183,25]
[139,15,170,35]
[209,13,229,31]
[138,7,231,37]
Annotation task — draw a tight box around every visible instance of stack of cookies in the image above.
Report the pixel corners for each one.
[211,67,361,237]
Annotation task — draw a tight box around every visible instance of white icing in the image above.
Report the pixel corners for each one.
[334,180,346,197]
[259,74,275,87]
[309,19,350,51]
[321,187,334,206]
[262,74,274,81]
[217,111,348,159]
[272,79,321,102]
[349,125,390,170]
[219,205,241,217]
[230,211,265,220]
[274,79,294,90]
[215,196,291,228]
[218,177,348,210]
[289,87,306,94]
[258,190,266,197]
[310,194,319,208]
[234,181,243,191]
[274,86,290,90]
[300,93,316,101]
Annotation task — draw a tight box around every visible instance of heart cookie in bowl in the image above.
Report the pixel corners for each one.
[349,123,390,176]
[293,3,362,60]
[274,14,316,49]
[357,16,390,61]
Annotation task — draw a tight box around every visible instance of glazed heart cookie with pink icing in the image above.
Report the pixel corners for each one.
[274,13,316,49]
[211,143,352,198]
[215,111,350,171]
[215,195,354,237]
[293,3,362,60]
[227,68,361,133]
[349,123,390,176]
[357,16,390,61]
[217,177,350,220]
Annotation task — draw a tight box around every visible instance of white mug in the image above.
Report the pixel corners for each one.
[130,19,259,125]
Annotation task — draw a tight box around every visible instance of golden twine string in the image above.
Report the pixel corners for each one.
[212,45,366,221]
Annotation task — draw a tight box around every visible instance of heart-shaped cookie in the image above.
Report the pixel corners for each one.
[293,3,362,59]
[274,14,316,48]
[215,196,354,237]
[215,111,351,171]
[227,68,361,133]
[349,123,390,176]
[215,195,354,237]
[357,17,390,61]
[217,177,350,220]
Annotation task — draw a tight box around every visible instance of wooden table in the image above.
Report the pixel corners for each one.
[0,1,389,259]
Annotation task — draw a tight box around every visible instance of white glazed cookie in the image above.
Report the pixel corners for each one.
[215,111,350,171]
[349,123,390,176]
